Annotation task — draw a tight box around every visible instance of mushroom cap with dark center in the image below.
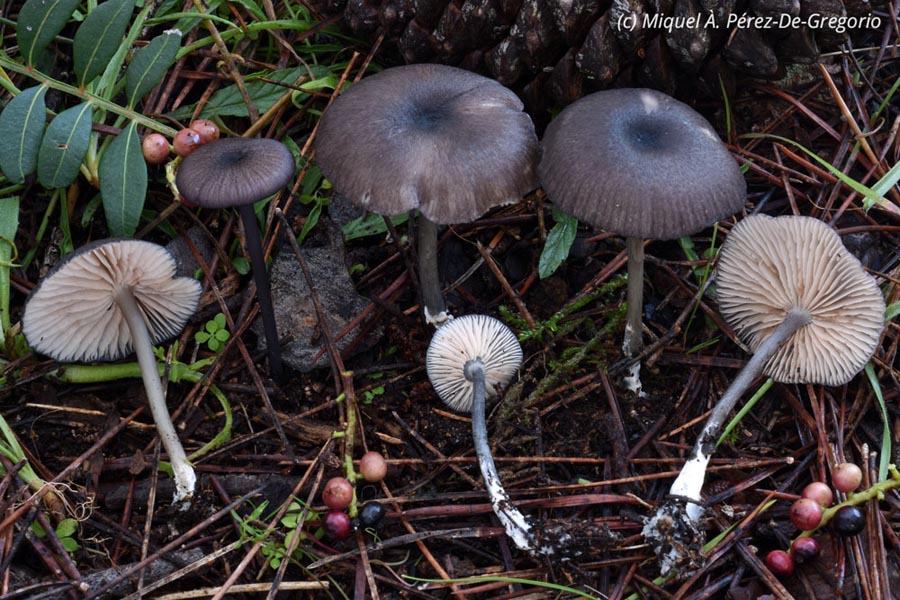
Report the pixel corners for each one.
[314,64,538,224]
[716,214,885,386]
[23,239,202,363]
[538,88,746,240]
[426,314,523,412]
[176,138,295,208]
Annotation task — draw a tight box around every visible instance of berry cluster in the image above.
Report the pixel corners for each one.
[141,119,220,164]
[321,451,388,540]
[765,462,868,576]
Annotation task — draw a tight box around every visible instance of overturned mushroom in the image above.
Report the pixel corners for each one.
[644,214,885,576]
[315,64,538,325]
[176,137,295,383]
[23,239,202,504]
[426,314,546,554]
[539,88,746,392]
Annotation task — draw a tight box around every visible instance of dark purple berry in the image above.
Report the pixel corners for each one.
[359,502,386,528]
[833,505,865,537]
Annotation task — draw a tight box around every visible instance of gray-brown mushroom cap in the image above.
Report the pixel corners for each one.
[176,138,295,208]
[314,64,538,224]
[426,314,523,412]
[538,88,746,240]
[716,215,885,386]
[23,239,202,363]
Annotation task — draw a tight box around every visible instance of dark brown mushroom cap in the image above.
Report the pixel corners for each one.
[538,88,746,240]
[175,138,295,208]
[716,215,885,386]
[425,314,523,412]
[22,239,202,363]
[314,64,538,224]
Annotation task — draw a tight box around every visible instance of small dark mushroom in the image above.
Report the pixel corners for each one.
[23,239,202,503]
[315,64,538,324]
[539,88,746,391]
[176,138,295,382]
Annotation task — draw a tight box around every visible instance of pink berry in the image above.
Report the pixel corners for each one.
[359,451,388,483]
[189,119,220,144]
[324,510,351,539]
[322,477,353,510]
[801,482,833,507]
[790,498,824,531]
[765,549,795,576]
[173,128,202,157]
[790,537,820,563]
[142,133,170,164]
[833,462,863,493]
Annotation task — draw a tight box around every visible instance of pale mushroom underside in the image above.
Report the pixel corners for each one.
[716,215,885,386]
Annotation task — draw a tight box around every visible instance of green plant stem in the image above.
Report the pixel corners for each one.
[0,54,178,137]
[793,464,900,543]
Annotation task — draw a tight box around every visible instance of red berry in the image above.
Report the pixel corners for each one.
[322,477,353,510]
[801,482,833,507]
[359,451,388,483]
[324,510,351,539]
[173,128,203,157]
[790,498,824,531]
[142,133,170,164]
[790,537,820,563]
[833,463,863,493]
[765,549,795,576]
[189,119,220,144]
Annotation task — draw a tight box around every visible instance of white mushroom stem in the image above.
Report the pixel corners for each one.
[667,307,812,524]
[464,358,542,554]
[418,216,451,326]
[115,286,196,505]
[622,236,645,394]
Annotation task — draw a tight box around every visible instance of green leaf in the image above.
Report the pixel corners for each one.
[16,0,80,66]
[125,29,182,107]
[342,212,408,241]
[232,256,250,275]
[60,537,80,552]
[0,85,48,183]
[885,301,900,322]
[99,121,147,236]
[195,331,211,343]
[37,102,93,188]
[538,209,578,279]
[73,0,134,87]
[0,197,19,335]
[55,518,78,538]
[168,66,330,120]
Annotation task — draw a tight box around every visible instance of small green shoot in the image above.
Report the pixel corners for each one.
[343,212,408,241]
[538,207,578,279]
[195,312,231,352]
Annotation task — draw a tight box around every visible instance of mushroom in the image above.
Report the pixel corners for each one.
[22,239,202,503]
[315,64,538,325]
[175,137,295,383]
[644,214,885,575]
[426,314,546,554]
[538,88,746,392]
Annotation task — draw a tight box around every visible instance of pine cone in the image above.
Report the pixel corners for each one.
[312,0,884,109]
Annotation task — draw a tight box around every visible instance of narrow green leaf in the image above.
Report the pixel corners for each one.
[99,122,147,236]
[0,85,48,183]
[0,197,19,335]
[73,0,134,87]
[168,66,329,120]
[16,0,80,66]
[125,29,182,107]
[538,209,578,279]
[37,102,93,188]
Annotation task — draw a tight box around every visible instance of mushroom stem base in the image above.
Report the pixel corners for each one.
[465,359,545,555]
[115,287,196,505]
[643,308,811,576]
